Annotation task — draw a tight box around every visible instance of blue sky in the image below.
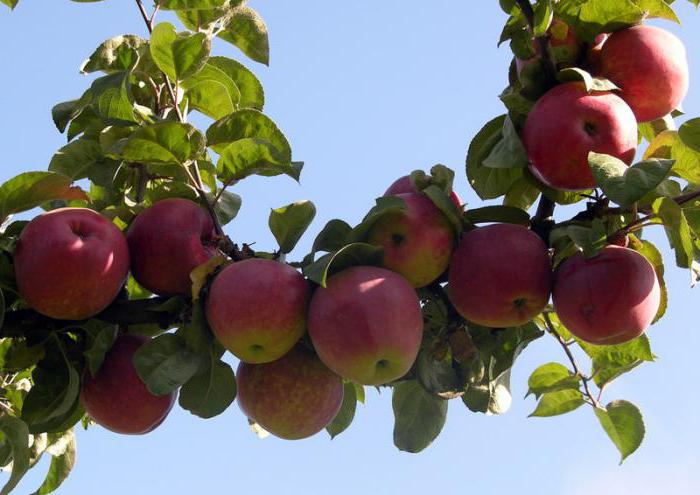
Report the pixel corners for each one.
[2,1,700,494]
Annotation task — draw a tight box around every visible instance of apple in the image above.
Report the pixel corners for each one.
[583,33,608,75]
[516,19,580,77]
[206,258,309,364]
[553,245,661,345]
[308,266,423,385]
[384,175,462,210]
[365,193,455,288]
[522,82,638,190]
[448,224,551,328]
[127,198,218,296]
[600,25,689,122]
[14,207,129,320]
[81,334,176,435]
[236,346,344,440]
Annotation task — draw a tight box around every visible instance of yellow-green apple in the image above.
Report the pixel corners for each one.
[516,19,580,77]
[523,82,637,190]
[127,198,218,296]
[553,245,660,345]
[384,175,463,210]
[600,25,689,122]
[206,258,309,363]
[14,207,129,320]
[81,334,176,435]
[236,346,344,440]
[308,266,423,385]
[365,193,455,287]
[448,224,551,327]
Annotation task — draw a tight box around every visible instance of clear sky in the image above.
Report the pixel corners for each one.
[1,1,700,494]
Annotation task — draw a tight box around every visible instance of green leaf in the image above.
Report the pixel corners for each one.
[532,0,553,37]
[633,240,667,323]
[133,333,202,396]
[1,0,19,9]
[83,325,119,377]
[577,335,654,388]
[562,220,608,258]
[349,195,407,242]
[303,243,383,287]
[392,381,447,453]
[218,6,269,65]
[21,364,80,430]
[463,205,531,225]
[556,0,645,43]
[527,362,581,398]
[112,122,205,165]
[326,382,357,439]
[51,100,85,134]
[89,71,138,122]
[0,172,87,224]
[630,0,680,23]
[311,219,352,254]
[217,138,299,182]
[159,0,227,8]
[679,118,700,153]
[482,116,528,169]
[150,22,210,81]
[209,190,242,227]
[652,197,695,273]
[595,400,645,463]
[179,350,236,419]
[503,176,540,211]
[416,350,461,395]
[529,389,585,417]
[644,130,700,185]
[80,35,149,74]
[48,138,116,182]
[32,430,76,495]
[557,67,619,92]
[269,200,317,254]
[206,109,290,157]
[0,416,30,495]
[589,152,673,207]
[462,368,513,415]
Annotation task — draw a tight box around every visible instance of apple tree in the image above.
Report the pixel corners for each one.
[2,0,700,492]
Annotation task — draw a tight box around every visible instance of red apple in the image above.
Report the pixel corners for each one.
[448,224,552,328]
[553,245,661,345]
[14,207,129,320]
[583,33,608,75]
[81,334,176,435]
[384,175,463,210]
[308,266,423,385]
[365,193,455,288]
[523,82,638,190]
[236,346,344,440]
[516,19,580,77]
[206,258,309,363]
[127,198,218,296]
[600,25,689,122]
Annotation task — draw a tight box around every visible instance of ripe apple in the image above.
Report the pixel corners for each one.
[384,175,463,210]
[81,334,176,435]
[448,224,552,328]
[236,346,344,440]
[553,245,661,345]
[516,19,580,77]
[522,82,637,190]
[14,207,129,320]
[206,258,309,364]
[127,198,218,296]
[308,266,423,385]
[365,193,455,288]
[600,25,689,122]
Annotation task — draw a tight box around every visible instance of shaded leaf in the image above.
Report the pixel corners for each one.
[392,381,447,453]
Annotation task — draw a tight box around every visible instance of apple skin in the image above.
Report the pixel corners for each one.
[236,346,344,440]
[600,25,689,123]
[127,198,218,296]
[384,175,463,210]
[583,33,609,75]
[14,207,129,320]
[523,82,638,190]
[448,224,552,328]
[553,245,661,345]
[206,258,309,364]
[81,334,176,435]
[308,266,423,385]
[365,193,455,288]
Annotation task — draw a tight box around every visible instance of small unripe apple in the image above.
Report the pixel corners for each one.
[236,346,344,440]
[308,266,423,385]
[206,258,309,363]
[448,224,552,328]
[14,207,129,320]
[127,198,218,296]
[600,25,689,122]
[384,175,462,210]
[81,334,176,435]
[523,82,637,190]
[553,246,661,345]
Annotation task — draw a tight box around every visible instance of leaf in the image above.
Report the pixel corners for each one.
[210,190,242,227]
[83,325,118,377]
[32,429,76,495]
[532,0,553,37]
[150,22,210,81]
[269,200,317,254]
[51,100,84,133]
[0,172,87,224]
[303,243,383,287]
[595,400,645,463]
[527,362,581,398]
[159,0,227,8]
[589,152,673,207]
[482,116,528,169]
[190,254,226,301]
[633,240,667,323]
[462,368,513,415]
[218,6,270,65]
[529,389,585,417]
[644,130,700,185]
[679,117,700,153]
[1,0,19,9]
[217,138,299,182]
[463,205,531,225]
[132,333,202,395]
[557,67,619,92]
[349,195,407,242]
[577,335,654,388]
[48,138,116,182]
[112,121,205,165]
[179,351,236,419]
[421,185,463,234]
[326,382,357,439]
[0,416,30,495]
[206,109,290,157]
[89,71,138,122]
[311,219,352,253]
[80,35,149,73]
[21,364,80,432]
[652,197,695,273]
[392,381,447,453]
[416,350,461,395]
[503,177,540,211]
[556,0,645,43]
